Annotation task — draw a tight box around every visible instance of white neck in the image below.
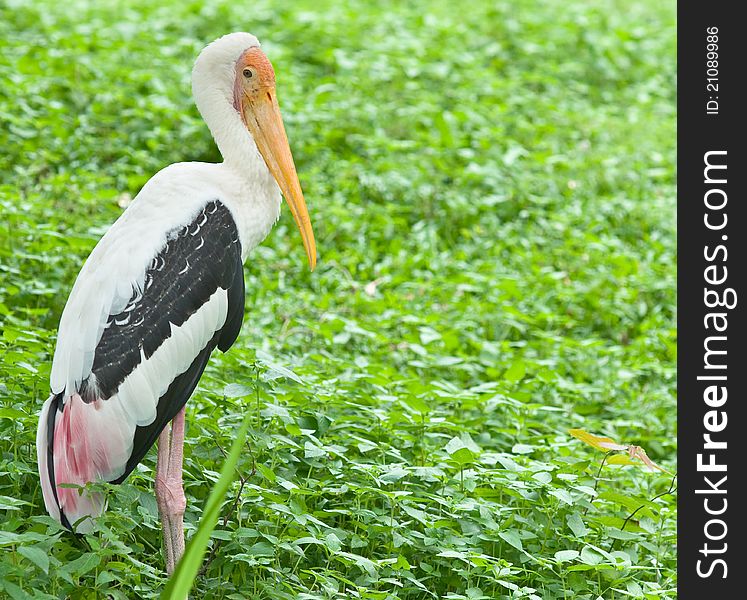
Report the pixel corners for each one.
[192,86,282,259]
[192,80,268,178]
[189,34,283,258]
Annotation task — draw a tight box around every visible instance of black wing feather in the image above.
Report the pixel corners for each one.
[218,253,245,352]
[76,199,245,484]
[83,200,244,402]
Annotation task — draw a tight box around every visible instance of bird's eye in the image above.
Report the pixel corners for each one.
[243,68,253,78]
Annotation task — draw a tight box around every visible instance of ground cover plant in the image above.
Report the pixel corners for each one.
[0,0,676,597]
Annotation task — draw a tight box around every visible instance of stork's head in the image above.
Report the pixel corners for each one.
[192,32,316,270]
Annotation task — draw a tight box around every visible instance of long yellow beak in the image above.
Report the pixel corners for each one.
[242,88,316,270]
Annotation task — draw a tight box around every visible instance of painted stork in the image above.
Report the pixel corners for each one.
[36,32,316,573]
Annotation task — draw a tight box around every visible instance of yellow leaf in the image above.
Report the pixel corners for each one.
[570,430,673,475]
[569,429,627,452]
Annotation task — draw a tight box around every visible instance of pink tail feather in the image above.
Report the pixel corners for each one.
[37,392,131,532]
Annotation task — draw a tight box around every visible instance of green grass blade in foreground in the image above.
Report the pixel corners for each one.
[160,411,252,600]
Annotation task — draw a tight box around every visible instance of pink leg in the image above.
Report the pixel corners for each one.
[155,407,187,575]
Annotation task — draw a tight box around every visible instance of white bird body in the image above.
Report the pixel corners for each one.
[37,33,316,539]
[51,160,281,396]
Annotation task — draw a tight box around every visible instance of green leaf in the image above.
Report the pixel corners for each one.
[445,435,478,465]
[336,551,377,578]
[18,546,49,574]
[450,447,475,465]
[223,383,253,398]
[304,441,326,458]
[579,546,604,566]
[554,550,580,563]
[598,491,657,514]
[503,361,526,382]
[401,504,429,525]
[61,552,100,577]
[401,396,430,415]
[512,443,535,455]
[380,466,408,483]
[247,541,275,556]
[294,536,324,546]
[498,529,523,551]
[256,350,305,384]
[606,454,638,466]
[255,463,276,483]
[0,408,27,419]
[324,532,342,552]
[549,489,575,506]
[445,436,466,455]
[0,495,29,510]
[566,512,588,538]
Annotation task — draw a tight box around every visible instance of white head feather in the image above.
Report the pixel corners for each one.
[192,32,263,168]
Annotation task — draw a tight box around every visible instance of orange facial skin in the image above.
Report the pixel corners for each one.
[233,47,317,270]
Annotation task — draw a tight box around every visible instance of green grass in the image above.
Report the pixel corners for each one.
[1,0,676,598]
